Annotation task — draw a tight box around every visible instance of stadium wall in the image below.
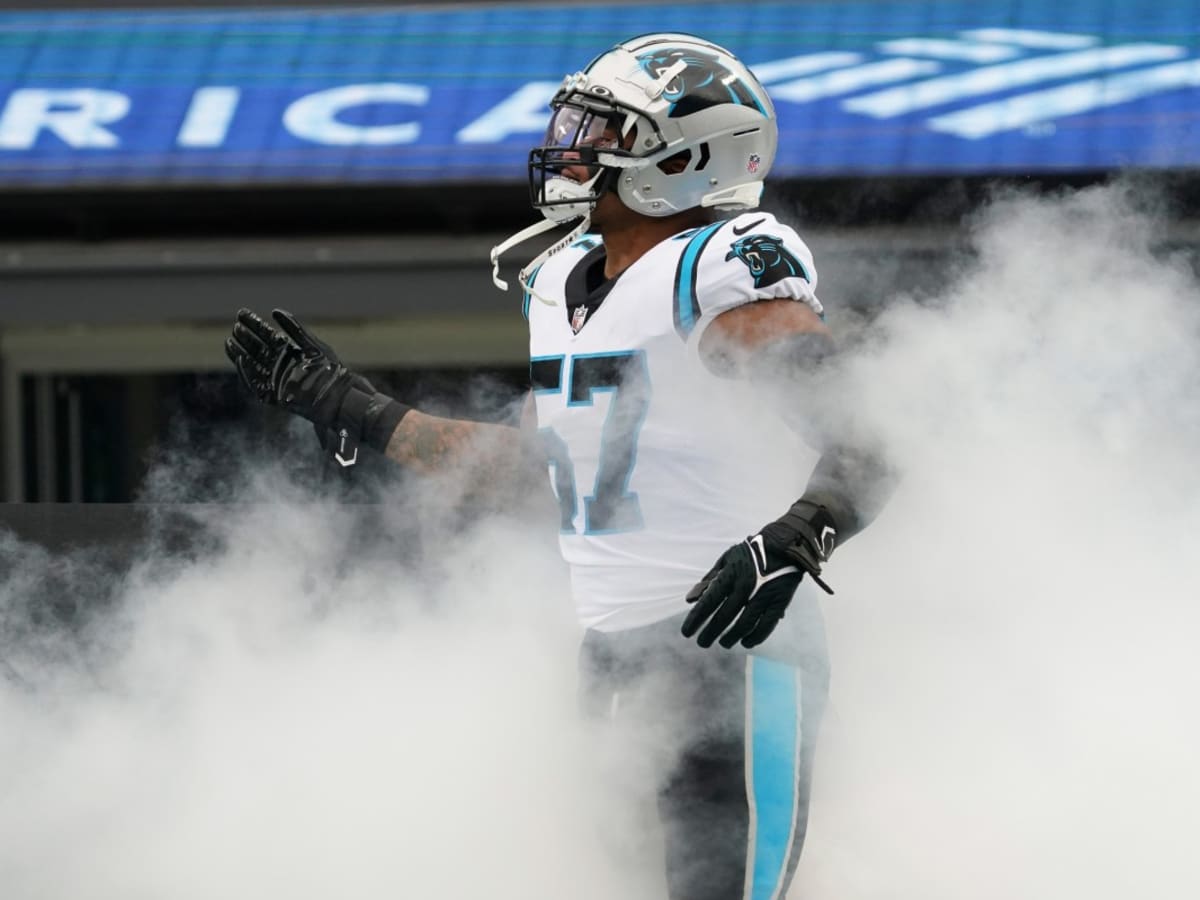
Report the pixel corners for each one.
[1,0,1197,502]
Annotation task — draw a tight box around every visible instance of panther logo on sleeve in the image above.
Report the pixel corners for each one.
[725,234,812,288]
[636,48,762,116]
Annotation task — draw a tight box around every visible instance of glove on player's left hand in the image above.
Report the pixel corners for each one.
[681,502,837,650]
[225,308,375,450]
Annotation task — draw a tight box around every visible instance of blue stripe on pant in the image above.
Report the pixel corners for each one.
[745,656,802,900]
[577,611,827,900]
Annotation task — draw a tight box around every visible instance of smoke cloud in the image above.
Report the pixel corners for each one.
[796,182,1200,899]
[2,182,1198,899]
[0,467,663,899]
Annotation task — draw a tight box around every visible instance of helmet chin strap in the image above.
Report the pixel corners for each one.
[491,169,605,305]
[490,217,561,292]
[517,216,591,305]
[489,215,591,306]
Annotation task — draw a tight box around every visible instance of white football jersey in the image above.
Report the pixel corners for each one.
[525,211,823,631]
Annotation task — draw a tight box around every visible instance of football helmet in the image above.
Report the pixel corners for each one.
[530,32,778,218]
[491,33,776,302]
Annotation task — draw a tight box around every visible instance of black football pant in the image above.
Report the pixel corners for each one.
[579,603,829,900]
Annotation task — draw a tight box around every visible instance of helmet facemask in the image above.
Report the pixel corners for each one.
[490,96,664,305]
[528,97,665,222]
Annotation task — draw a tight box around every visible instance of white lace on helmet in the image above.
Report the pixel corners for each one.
[491,32,777,302]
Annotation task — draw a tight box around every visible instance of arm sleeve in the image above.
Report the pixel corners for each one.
[675,212,823,352]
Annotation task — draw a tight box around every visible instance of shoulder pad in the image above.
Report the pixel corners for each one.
[671,213,822,339]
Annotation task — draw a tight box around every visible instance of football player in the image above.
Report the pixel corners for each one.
[227,32,891,900]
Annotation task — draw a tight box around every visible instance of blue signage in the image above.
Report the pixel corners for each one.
[0,1,1197,185]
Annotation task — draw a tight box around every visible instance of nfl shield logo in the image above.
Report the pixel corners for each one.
[747,154,761,174]
[571,305,589,333]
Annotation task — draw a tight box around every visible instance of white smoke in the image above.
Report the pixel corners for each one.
[1,182,1197,900]
[796,183,1200,899]
[0,475,663,900]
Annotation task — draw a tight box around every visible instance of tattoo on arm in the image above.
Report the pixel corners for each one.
[384,409,522,475]
[380,394,550,514]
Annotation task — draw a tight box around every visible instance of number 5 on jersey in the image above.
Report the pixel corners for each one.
[531,351,650,535]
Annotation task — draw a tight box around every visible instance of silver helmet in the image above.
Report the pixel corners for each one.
[491,33,776,301]
[529,32,778,219]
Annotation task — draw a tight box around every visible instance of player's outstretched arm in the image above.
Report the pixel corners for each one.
[382,404,530,477]
[682,299,894,650]
[226,308,527,479]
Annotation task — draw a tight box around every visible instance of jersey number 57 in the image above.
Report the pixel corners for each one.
[531,351,650,535]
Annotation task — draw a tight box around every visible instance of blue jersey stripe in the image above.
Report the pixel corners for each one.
[747,656,801,900]
[521,263,544,320]
[672,222,725,339]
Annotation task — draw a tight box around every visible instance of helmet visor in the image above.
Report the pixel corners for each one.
[541,104,623,152]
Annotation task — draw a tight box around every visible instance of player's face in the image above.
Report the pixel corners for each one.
[544,107,625,186]
[533,102,643,227]
[559,136,617,186]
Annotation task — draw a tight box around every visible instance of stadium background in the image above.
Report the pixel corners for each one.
[0,0,1196,522]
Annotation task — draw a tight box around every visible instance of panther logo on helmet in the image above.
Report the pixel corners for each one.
[725,234,810,288]
[635,47,762,117]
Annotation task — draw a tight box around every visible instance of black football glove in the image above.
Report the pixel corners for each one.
[225,308,406,466]
[681,500,838,650]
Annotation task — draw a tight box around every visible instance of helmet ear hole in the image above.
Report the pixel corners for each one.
[657,149,692,175]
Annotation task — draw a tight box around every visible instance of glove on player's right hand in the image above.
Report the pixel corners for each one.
[225,308,375,452]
